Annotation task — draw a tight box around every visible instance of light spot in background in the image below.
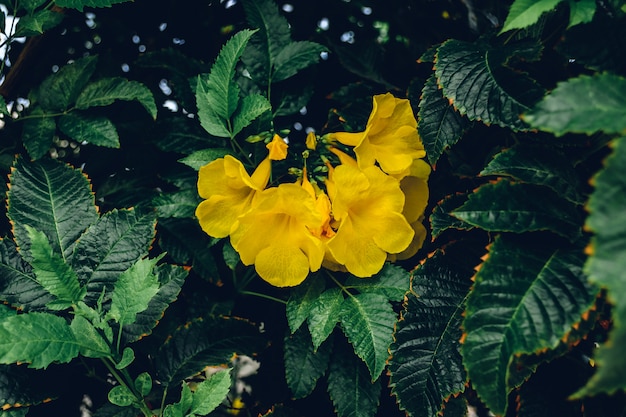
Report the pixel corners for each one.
[85,12,96,28]
[361,6,372,15]
[159,22,167,32]
[172,37,186,45]
[299,106,307,115]
[294,122,303,131]
[84,40,94,49]
[121,63,130,72]
[282,3,293,12]
[138,45,146,52]
[320,51,329,60]
[132,35,140,44]
[340,31,355,44]
[52,64,60,73]
[318,17,330,31]
[224,0,237,9]
[163,100,179,112]
[159,79,172,95]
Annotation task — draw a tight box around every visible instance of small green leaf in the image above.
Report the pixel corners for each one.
[134,372,152,397]
[286,277,325,333]
[106,255,163,326]
[107,385,135,407]
[272,41,326,82]
[163,383,192,417]
[344,263,410,302]
[222,242,239,271]
[452,180,582,240]
[36,55,98,112]
[284,327,332,398]
[75,77,157,119]
[70,316,110,358]
[0,96,9,116]
[14,9,64,36]
[178,148,231,170]
[54,0,130,11]
[567,0,596,27]
[500,0,562,34]
[231,93,271,137]
[190,369,231,415]
[116,347,135,370]
[58,113,120,148]
[307,288,343,350]
[523,73,626,136]
[340,293,396,381]
[21,108,56,160]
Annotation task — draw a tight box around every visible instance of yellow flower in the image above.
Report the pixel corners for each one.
[230,183,326,287]
[329,93,425,175]
[325,163,414,277]
[266,134,288,160]
[305,131,317,150]
[195,156,271,238]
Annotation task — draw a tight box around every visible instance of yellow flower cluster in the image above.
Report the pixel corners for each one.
[196,93,430,287]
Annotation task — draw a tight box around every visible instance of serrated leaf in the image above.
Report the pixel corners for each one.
[26,225,85,309]
[480,145,584,204]
[575,136,626,397]
[71,209,156,305]
[344,263,410,302]
[178,148,231,170]
[418,74,471,165]
[567,0,596,27]
[272,41,326,82]
[286,277,325,333]
[58,112,120,148]
[462,236,600,415]
[452,180,582,240]
[231,93,271,137]
[36,55,97,112]
[196,29,258,137]
[70,316,110,358]
[54,0,130,11]
[307,288,343,350]
[153,190,201,219]
[500,0,562,34]
[339,293,396,381]
[327,336,381,417]
[0,364,56,410]
[523,73,626,136]
[430,193,474,238]
[7,157,99,262]
[75,77,157,119]
[155,316,265,387]
[0,238,53,311]
[0,312,79,368]
[21,108,56,160]
[164,383,192,417]
[284,327,332,398]
[435,39,545,130]
[14,9,64,36]
[107,385,134,407]
[134,372,152,397]
[389,241,482,417]
[191,369,232,415]
[106,255,162,326]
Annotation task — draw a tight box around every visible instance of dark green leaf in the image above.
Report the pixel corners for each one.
[567,0,596,27]
[523,73,626,136]
[389,241,482,417]
[430,193,474,238]
[71,209,156,305]
[75,77,157,119]
[21,108,56,160]
[14,9,64,36]
[307,288,343,350]
[178,148,231,170]
[134,372,152,397]
[7,157,99,262]
[462,236,600,415]
[452,180,582,240]
[58,113,120,148]
[155,316,265,387]
[0,364,56,410]
[190,369,231,415]
[480,145,584,204]
[107,385,134,407]
[20,0,47,12]
[231,93,272,137]
[339,293,396,381]
[284,327,332,399]
[37,55,97,112]
[92,403,139,417]
[286,277,325,333]
[435,39,545,130]
[54,0,131,11]
[70,316,110,358]
[344,263,410,302]
[272,41,325,82]
[153,190,201,219]
[418,74,471,166]
[163,383,192,417]
[500,0,562,33]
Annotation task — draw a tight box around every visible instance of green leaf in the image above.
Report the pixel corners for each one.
[54,0,130,11]
[500,0,562,34]
[418,74,471,166]
[0,239,53,311]
[190,369,232,415]
[20,0,48,12]
[75,77,157,119]
[567,0,596,27]
[523,73,626,136]
[116,347,135,370]
[307,288,343,351]
[284,327,332,399]
[344,263,410,302]
[153,190,201,219]
[70,315,110,358]
[107,385,135,407]
[480,144,584,204]
[25,225,85,309]
[575,136,626,397]
[0,312,79,368]
[231,93,271,137]
[58,112,120,148]
[36,55,98,112]
[452,180,582,240]
[106,255,163,326]
[389,241,481,417]
[430,193,474,238]
[462,235,600,415]
[134,373,152,397]
[21,108,56,160]
[14,9,64,36]
[7,157,99,262]
[178,148,231,171]
[327,336,381,417]
[155,316,265,387]
[164,383,192,417]
[286,277,325,333]
[71,209,156,305]
[0,364,56,410]
[435,39,545,130]
[339,293,396,381]
[0,96,9,117]
[272,41,326,82]
[196,29,258,137]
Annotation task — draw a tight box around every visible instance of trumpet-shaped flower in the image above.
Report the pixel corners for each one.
[330,93,425,175]
[195,156,271,238]
[230,183,326,287]
[266,134,288,160]
[325,163,414,277]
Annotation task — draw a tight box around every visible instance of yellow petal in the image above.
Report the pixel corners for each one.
[306,131,317,150]
[266,134,288,160]
[255,245,311,287]
[329,131,366,147]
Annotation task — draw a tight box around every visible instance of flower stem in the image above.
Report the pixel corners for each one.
[239,290,287,305]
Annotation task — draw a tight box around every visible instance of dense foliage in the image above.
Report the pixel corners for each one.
[0,0,625,416]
